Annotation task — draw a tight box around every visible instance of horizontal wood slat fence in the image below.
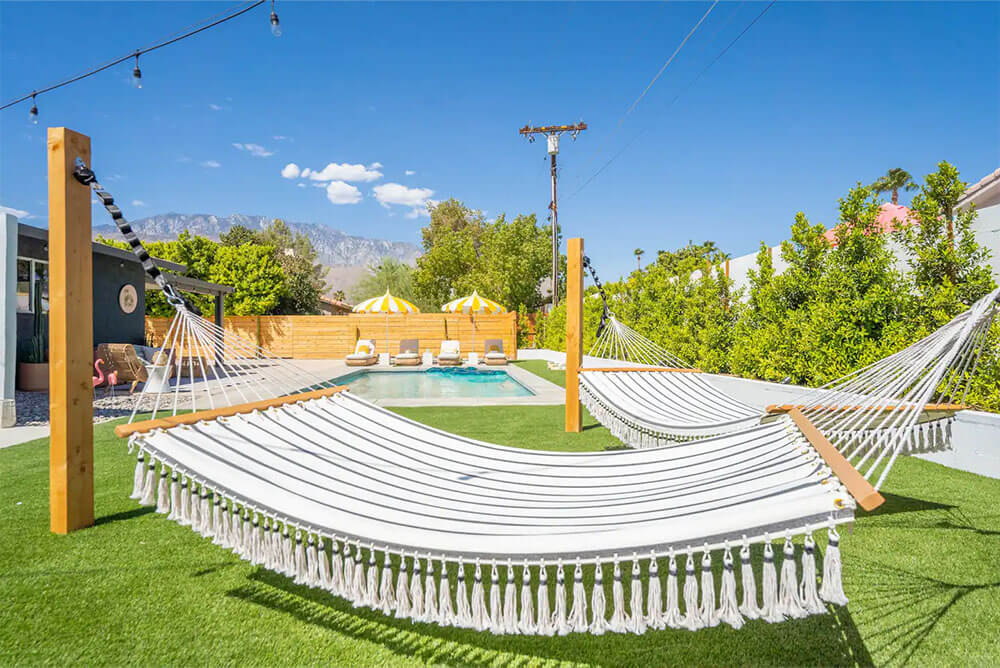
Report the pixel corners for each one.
[145,313,519,360]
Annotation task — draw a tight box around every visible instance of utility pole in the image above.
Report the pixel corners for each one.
[519,122,587,309]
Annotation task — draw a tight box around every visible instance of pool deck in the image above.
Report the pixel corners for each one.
[297,359,566,407]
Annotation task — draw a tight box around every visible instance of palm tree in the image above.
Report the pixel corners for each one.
[634,248,645,270]
[870,168,918,205]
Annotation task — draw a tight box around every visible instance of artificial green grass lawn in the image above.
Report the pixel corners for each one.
[1,366,998,666]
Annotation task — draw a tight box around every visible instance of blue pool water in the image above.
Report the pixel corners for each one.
[334,367,534,399]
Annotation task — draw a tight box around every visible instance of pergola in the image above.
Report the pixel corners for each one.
[145,272,234,329]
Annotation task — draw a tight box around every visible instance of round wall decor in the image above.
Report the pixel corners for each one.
[119,283,138,314]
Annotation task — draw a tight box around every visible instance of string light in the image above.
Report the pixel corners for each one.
[270,0,281,37]
[0,1,269,114]
[132,53,143,89]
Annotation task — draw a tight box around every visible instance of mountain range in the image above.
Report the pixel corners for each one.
[92,212,421,295]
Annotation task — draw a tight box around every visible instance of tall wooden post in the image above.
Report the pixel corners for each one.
[48,127,94,534]
[565,237,583,432]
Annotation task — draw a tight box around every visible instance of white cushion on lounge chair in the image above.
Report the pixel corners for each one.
[351,340,376,357]
[395,352,420,359]
[346,353,373,360]
[437,353,461,360]
[485,351,507,359]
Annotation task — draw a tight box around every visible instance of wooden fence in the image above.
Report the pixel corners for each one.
[145,312,519,360]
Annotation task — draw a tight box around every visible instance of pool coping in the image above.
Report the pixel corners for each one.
[328,362,566,407]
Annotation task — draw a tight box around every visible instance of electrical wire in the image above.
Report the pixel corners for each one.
[565,0,777,201]
[0,0,266,111]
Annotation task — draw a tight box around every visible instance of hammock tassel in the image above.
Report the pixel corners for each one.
[155,466,170,514]
[438,559,455,626]
[488,563,504,634]
[395,554,412,619]
[293,532,307,584]
[553,562,570,635]
[378,549,395,615]
[471,560,490,631]
[251,517,262,564]
[306,535,320,586]
[628,557,646,634]
[536,562,554,636]
[240,512,252,560]
[760,540,785,623]
[568,561,588,634]
[166,471,180,520]
[216,502,230,547]
[589,562,608,635]
[367,547,380,609]
[409,556,424,621]
[179,478,191,526]
[318,539,332,589]
[198,490,210,537]
[424,557,438,623]
[800,534,826,614]
[740,539,760,619]
[664,553,683,628]
[608,558,627,633]
[717,547,744,629]
[130,453,145,499]
[682,552,703,631]
[139,460,157,506]
[778,536,806,618]
[819,527,848,605]
[351,545,366,606]
[209,497,222,543]
[503,562,518,634]
[519,562,535,634]
[188,484,200,531]
[264,522,277,569]
[456,559,472,628]
[343,542,355,597]
[700,549,718,627]
[646,555,664,630]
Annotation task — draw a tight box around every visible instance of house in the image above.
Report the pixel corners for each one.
[958,168,1000,281]
[1,213,232,426]
[317,296,354,315]
[822,202,913,245]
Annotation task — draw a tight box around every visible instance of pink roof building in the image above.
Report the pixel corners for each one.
[823,202,913,246]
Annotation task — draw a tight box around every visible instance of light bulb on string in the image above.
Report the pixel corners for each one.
[29,94,38,124]
[132,53,142,89]
[270,0,281,37]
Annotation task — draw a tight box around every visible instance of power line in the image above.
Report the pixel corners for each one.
[1,0,272,112]
[576,1,720,179]
[566,0,777,201]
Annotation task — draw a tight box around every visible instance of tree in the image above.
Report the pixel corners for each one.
[869,167,917,205]
[897,161,995,322]
[634,248,644,269]
[257,219,327,314]
[219,225,258,247]
[350,257,419,306]
[210,245,286,315]
[412,200,555,312]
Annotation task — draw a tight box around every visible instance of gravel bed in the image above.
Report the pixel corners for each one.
[14,389,194,426]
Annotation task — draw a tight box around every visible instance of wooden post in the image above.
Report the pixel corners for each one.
[48,127,94,534]
[565,237,583,432]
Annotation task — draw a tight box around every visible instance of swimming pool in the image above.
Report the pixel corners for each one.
[334,367,535,400]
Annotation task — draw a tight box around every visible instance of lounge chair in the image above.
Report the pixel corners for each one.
[345,339,378,367]
[392,339,421,366]
[436,340,462,366]
[482,339,508,366]
[96,343,175,394]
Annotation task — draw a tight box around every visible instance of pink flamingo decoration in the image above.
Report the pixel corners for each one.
[93,359,106,389]
[106,369,119,398]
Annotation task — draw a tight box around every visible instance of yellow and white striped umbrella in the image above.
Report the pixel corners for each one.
[440,290,506,314]
[353,290,420,313]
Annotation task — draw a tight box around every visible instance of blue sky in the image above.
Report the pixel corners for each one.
[1,1,997,281]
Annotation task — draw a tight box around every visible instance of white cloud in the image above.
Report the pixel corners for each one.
[273,135,291,141]
[373,183,435,217]
[132,200,147,207]
[0,205,29,218]
[209,103,223,111]
[296,183,306,188]
[201,160,221,168]
[301,162,383,182]
[369,162,383,169]
[325,181,362,205]
[280,163,301,179]
[232,142,274,157]
[405,170,416,176]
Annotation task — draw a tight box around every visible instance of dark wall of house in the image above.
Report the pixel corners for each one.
[16,236,148,361]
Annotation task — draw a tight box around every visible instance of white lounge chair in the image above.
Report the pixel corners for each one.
[392,339,421,366]
[436,340,462,366]
[345,339,378,367]
[482,338,508,366]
